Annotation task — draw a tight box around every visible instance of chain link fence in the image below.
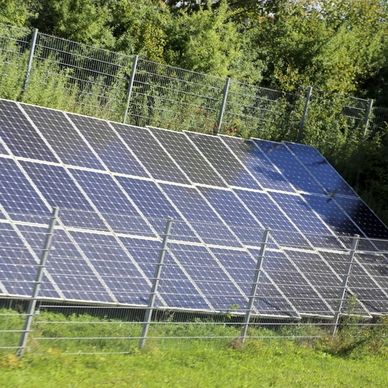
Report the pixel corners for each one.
[0,209,387,356]
[0,23,384,142]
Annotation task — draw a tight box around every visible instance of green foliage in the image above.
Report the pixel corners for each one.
[0,0,35,26]
[34,0,114,48]
[0,309,387,387]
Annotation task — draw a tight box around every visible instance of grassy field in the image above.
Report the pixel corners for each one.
[0,309,387,387]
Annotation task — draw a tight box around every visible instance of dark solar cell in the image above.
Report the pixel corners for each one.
[285,142,356,197]
[151,127,226,186]
[254,140,323,194]
[335,197,388,239]
[68,114,148,177]
[22,105,104,169]
[0,100,58,162]
[21,162,106,230]
[186,132,260,189]
[112,123,190,184]
[221,136,294,192]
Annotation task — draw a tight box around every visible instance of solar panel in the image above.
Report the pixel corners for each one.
[186,132,260,189]
[285,142,356,197]
[254,139,324,194]
[68,114,148,177]
[112,123,190,184]
[1,99,387,318]
[21,105,104,169]
[220,136,295,192]
[150,127,227,187]
[0,101,58,162]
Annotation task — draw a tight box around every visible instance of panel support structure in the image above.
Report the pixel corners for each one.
[240,229,270,343]
[332,234,360,336]
[214,77,231,135]
[23,28,39,94]
[123,55,139,124]
[298,86,313,142]
[363,99,374,137]
[139,218,174,349]
[17,207,59,357]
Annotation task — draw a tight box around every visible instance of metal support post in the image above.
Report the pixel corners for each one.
[23,28,39,94]
[332,234,360,336]
[214,77,231,135]
[123,55,139,124]
[17,207,59,357]
[240,229,270,343]
[297,86,313,142]
[139,218,174,349]
[363,99,374,137]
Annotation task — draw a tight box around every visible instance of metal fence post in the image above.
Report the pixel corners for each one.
[139,218,173,349]
[297,86,313,142]
[123,55,139,124]
[363,99,374,137]
[214,77,231,135]
[332,234,360,336]
[23,28,39,94]
[240,229,270,343]
[16,207,59,357]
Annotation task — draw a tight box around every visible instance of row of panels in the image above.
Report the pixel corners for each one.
[1,220,387,316]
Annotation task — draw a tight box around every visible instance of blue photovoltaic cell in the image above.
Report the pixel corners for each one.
[285,142,356,197]
[199,187,264,246]
[72,232,150,305]
[220,136,295,192]
[21,162,106,230]
[235,189,307,247]
[250,249,331,315]
[120,238,210,310]
[19,225,113,302]
[161,184,240,246]
[68,114,148,177]
[303,194,362,236]
[285,249,366,314]
[151,128,227,187]
[0,100,58,162]
[0,143,8,155]
[254,140,323,194]
[70,170,152,236]
[186,132,260,189]
[356,253,388,298]
[334,197,388,239]
[0,223,59,298]
[321,251,388,313]
[116,177,195,241]
[22,105,104,170]
[170,243,246,311]
[210,248,296,316]
[0,157,49,221]
[269,192,340,249]
[112,123,190,184]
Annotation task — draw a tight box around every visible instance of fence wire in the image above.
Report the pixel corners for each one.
[0,211,387,356]
[0,23,384,142]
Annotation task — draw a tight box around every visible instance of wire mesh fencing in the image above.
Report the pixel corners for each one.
[0,23,385,143]
[0,210,387,356]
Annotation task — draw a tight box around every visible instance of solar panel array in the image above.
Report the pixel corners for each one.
[0,98,387,318]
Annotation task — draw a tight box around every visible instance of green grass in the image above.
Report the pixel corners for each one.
[0,309,387,387]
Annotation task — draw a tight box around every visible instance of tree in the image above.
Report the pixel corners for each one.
[0,0,35,26]
[33,0,114,48]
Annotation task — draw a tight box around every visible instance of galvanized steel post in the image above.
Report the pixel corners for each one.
[240,229,270,343]
[363,99,374,137]
[23,28,38,94]
[123,55,139,124]
[298,86,313,142]
[332,234,360,336]
[139,218,174,349]
[16,207,59,357]
[214,77,231,135]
